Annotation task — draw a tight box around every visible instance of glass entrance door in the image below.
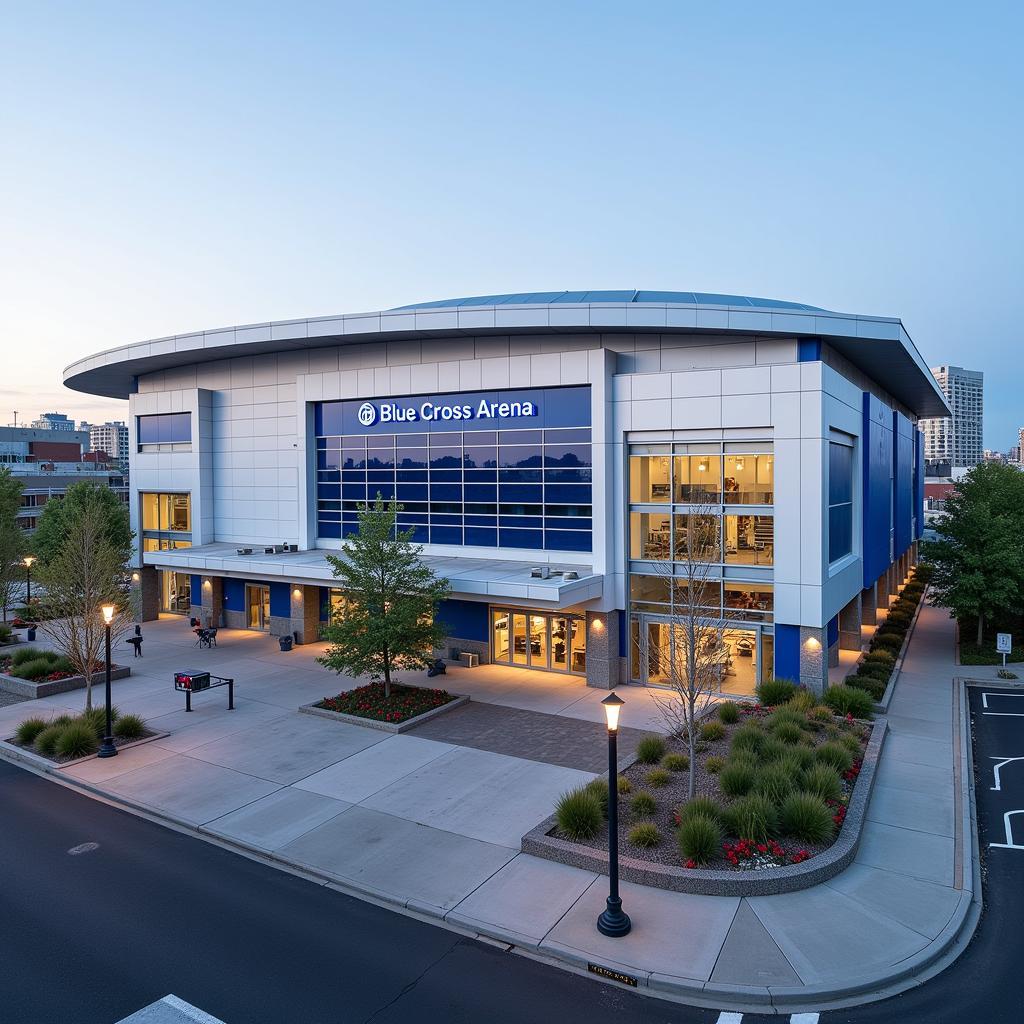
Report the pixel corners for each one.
[247,585,270,631]
[160,571,191,615]
[490,608,586,675]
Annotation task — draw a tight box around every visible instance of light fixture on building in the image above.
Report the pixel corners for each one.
[131,571,141,583]
[202,578,212,590]
[804,636,821,651]
[591,616,604,632]
[698,459,708,473]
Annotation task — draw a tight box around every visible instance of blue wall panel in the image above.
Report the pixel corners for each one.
[190,575,202,603]
[893,412,914,558]
[269,582,291,619]
[774,624,800,682]
[827,614,839,648]
[223,578,245,611]
[914,430,925,540]
[797,338,821,362]
[862,393,894,587]
[436,598,489,642]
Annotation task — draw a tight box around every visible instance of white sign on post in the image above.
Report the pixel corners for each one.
[996,632,1012,669]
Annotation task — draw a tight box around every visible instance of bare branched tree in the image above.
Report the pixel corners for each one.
[36,501,135,712]
[634,506,728,800]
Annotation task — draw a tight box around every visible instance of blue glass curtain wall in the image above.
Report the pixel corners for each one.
[315,386,592,551]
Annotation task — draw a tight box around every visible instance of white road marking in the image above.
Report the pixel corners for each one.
[990,756,1024,791]
[990,810,1024,851]
[982,691,1024,708]
[982,712,1024,717]
[791,1015,820,1024]
[67,842,99,855]
[715,1014,744,1024]
[115,994,228,1024]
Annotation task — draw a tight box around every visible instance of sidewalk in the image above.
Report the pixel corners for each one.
[0,608,979,1011]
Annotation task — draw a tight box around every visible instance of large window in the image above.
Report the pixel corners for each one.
[315,386,591,551]
[137,413,191,451]
[491,608,586,674]
[629,574,773,622]
[828,440,854,563]
[141,493,191,533]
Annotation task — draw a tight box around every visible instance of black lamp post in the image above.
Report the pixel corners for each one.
[597,692,631,937]
[97,604,117,758]
[23,555,35,607]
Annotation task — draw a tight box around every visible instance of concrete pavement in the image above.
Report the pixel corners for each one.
[0,606,981,1011]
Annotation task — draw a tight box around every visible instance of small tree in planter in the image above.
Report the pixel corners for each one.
[318,496,451,698]
[0,467,26,622]
[635,508,726,800]
[36,493,135,712]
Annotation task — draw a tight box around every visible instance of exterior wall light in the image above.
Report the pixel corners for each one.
[131,572,141,582]
[591,617,604,632]
[804,636,821,651]
[202,579,212,589]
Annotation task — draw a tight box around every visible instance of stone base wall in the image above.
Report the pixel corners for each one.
[441,636,490,664]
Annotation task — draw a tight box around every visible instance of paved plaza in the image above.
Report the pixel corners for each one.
[0,606,987,1005]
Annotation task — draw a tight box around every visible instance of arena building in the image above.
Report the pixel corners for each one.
[64,290,949,694]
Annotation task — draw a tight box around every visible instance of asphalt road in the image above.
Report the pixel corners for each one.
[2,685,1021,1024]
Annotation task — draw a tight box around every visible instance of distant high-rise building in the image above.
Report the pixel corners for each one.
[30,411,76,432]
[919,366,984,468]
[88,420,129,470]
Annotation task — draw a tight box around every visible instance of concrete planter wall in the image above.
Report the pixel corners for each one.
[0,666,132,699]
[299,693,470,734]
[522,716,887,897]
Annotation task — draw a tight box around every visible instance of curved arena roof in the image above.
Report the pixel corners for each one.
[63,291,950,417]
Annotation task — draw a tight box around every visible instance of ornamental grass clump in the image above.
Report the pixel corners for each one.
[628,822,662,848]
[661,752,689,773]
[617,775,632,795]
[54,721,99,759]
[780,792,836,843]
[758,735,789,764]
[719,758,756,797]
[754,763,795,805]
[34,724,64,757]
[705,755,725,774]
[645,767,671,788]
[14,717,48,745]
[717,701,740,724]
[823,685,874,720]
[772,720,805,746]
[700,720,725,742]
[789,689,817,713]
[816,740,855,774]
[80,705,120,740]
[113,713,146,740]
[676,796,723,824]
[631,791,658,817]
[555,786,603,840]
[756,677,797,706]
[635,735,667,764]
[802,763,843,803]
[584,778,609,816]
[677,813,721,866]
[730,722,764,756]
[722,793,778,841]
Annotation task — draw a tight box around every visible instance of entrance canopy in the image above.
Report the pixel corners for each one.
[142,542,603,608]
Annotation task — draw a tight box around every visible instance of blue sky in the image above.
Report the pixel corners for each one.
[2,1,1020,445]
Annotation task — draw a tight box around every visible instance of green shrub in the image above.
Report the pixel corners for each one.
[808,705,833,723]
[677,812,721,865]
[0,624,11,642]
[863,650,896,668]
[555,787,604,840]
[823,685,875,720]
[645,767,671,788]
[618,775,632,795]
[677,796,723,823]
[34,724,64,757]
[15,717,49,745]
[730,722,764,756]
[80,705,120,740]
[767,706,806,729]
[772,720,805,745]
[55,721,99,759]
[631,791,658,816]
[11,657,55,681]
[722,793,778,840]
[705,755,725,774]
[857,662,892,680]
[816,740,854,774]
[775,750,812,780]
[628,822,662,848]
[759,735,789,764]
[585,779,609,816]
[756,677,797,706]
[719,759,756,797]
[871,633,904,654]
[700,720,725,741]
[717,701,740,724]
[662,752,689,773]
[754,763,795,805]
[789,690,817,713]
[635,735,667,764]
[780,792,835,843]
[802,763,842,802]
[113,713,146,740]
[10,646,44,667]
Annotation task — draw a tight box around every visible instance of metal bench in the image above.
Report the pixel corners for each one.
[174,671,235,712]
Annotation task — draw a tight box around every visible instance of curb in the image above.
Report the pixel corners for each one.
[874,583,929,713]
[0,676,982,1014]
[297,693,470,733]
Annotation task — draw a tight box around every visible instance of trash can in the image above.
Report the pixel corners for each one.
[279,635,293,652]
[26,627,36,641]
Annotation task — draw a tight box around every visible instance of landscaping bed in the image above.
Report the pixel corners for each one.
[845,564,931,705]
[300,681,469,733]
[0,649,130,699]
[6,707,155,766]
[524,678,884,896]
[958,610,1024,665]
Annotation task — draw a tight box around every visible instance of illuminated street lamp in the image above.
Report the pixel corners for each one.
[97,604,118,758]
[22,555,36,606]
[596,692,631,937]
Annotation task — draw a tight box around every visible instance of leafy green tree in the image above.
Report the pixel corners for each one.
[0,468,26,620]
[317,496,451,697]
[32,482,132,567]
[926,462,1024,647]
[36,498,136,712]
